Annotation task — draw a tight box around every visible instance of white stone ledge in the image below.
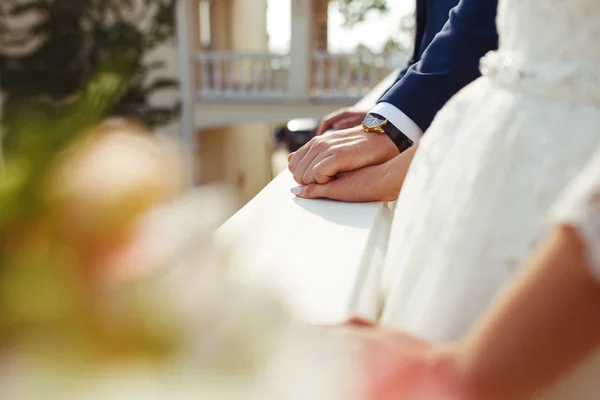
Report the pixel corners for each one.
[215,71,400,324]
[216,172,393,324]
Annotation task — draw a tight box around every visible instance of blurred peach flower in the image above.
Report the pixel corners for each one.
[45,120,186,280]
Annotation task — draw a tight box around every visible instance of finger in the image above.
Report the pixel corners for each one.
[311,148,355,184]
[288,139,314,174]
[289,178,355,202]
[287,151,295,162]
[302,152,330,184]
[332,115,363,131]
[293,144,322,184]
[316,119,333,137]
[311,155,336,184]
[294,166,383,202]
[316,109,350,136]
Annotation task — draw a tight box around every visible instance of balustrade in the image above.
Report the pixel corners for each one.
[196,52,290,99]
[196,51,406,102]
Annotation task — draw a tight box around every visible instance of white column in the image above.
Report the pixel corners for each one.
[289,0,312,99]
[175,0,197,186]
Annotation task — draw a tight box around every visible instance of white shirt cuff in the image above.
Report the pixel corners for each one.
[369,102,423,143]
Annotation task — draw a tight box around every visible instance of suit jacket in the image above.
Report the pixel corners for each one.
[399,0,461,79]
[380,0,499,132]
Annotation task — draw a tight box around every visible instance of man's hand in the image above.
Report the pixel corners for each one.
[316,108,369,136]
[290,146,417,202]
[288,126,399,186]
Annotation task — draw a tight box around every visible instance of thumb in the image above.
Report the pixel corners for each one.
[290,167,381,202]
[290,177,356,200]
[290,183,328,199]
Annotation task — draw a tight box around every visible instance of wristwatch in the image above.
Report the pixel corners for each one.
[361,113,414,153]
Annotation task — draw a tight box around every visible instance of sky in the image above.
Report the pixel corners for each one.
[267,0,414,53]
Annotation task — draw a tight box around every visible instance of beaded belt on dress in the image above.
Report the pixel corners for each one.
[480,50,600,101]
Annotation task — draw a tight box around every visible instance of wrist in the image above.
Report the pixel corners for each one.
[361,113,414,154]
[378,158,403,202]
[382,145,418,193]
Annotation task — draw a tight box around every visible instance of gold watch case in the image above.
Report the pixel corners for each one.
[361,119,388,134]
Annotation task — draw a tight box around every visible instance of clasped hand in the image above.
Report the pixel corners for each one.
[287,126,415,202]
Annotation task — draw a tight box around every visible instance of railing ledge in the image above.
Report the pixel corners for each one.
[214,71,401,324]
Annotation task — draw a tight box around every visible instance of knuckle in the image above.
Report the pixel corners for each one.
[328,145,347,163]
[312,165,325,183]
[313,166,331,185]
[293,172,304,184]
[302,171,315,185]
[301,140,314,151]
[329,144,344,157]
[314,140,328,152]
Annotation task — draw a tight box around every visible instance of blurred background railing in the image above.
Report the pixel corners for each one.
[195,51,402,102]
[196,52,290,99]
[0,0,412,215]
[312,51,398,99]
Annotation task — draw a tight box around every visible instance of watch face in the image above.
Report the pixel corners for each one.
[363,113,387,128]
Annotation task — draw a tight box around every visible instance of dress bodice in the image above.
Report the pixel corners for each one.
[497,0,600,64]
[481,0,600,100]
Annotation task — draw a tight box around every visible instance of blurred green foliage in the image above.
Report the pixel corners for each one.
[0,50,183,362]
[0,0,179,134]
[335,0,389,26]
[0,50,137,232]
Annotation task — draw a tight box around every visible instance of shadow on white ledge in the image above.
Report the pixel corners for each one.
[215,171,394,325]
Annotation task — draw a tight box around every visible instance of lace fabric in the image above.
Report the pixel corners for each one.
[380,79,600,341]
[480,50,600,101]
[497,0,600,66]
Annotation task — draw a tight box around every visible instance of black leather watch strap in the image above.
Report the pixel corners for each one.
[371,113,414,153]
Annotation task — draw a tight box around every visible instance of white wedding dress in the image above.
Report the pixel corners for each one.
[373,0,600,346]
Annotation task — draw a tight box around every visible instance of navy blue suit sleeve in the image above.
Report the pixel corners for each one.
[378,0,499,132]
[377,62,411,101]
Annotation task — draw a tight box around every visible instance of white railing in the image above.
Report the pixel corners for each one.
[196,52,290,99]
[196,51,407,102]
[312,51,402,99]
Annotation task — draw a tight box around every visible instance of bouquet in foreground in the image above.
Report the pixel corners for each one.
[0,53,356,399]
